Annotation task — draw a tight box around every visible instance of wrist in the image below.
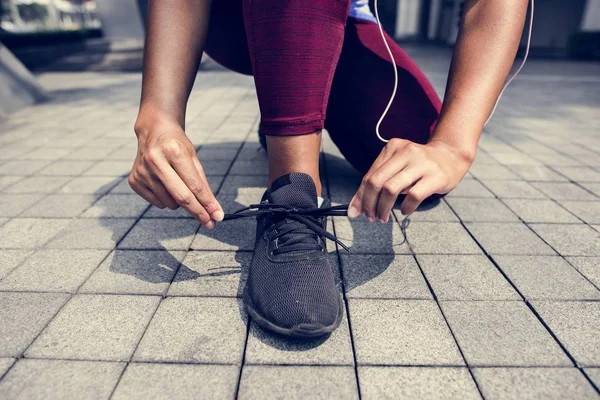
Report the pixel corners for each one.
[135,104,183,139]
[427,138,476,167]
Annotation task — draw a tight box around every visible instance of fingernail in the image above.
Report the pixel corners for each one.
[205,220,215,230]
[367,216,375,223]
[347,205,359,219]
[379,218,387,224]
[212,210,224,221]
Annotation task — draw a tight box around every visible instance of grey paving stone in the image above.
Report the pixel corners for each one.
[230,159,269,176]
[0,218,70,249]
[58,176,120,195]
[220,175,267,195]
[465,222,556,255]
[446,179,495,199]
[440,301,571,366]
[567,257,600,288]
[581,183,600,198]
[340,254,431,299]
[532,182,598,201]
[0,292,69,357]
[359,367,481,400]
[469,164,521,180]
[494,255,600,300]
[561,201,600,224]
[0,193,45,217]
[349,299,463,365]
[417,255,518,300]
[446,198,519,222]
[83,161,132,177]
[0,176,23,192]
[26,294,160,361]
[133,297,247,364]
[0,250,32,280]
[4,176,72,194]
[17,147,74,161]
[191,218,255,251]
[333,217,412,254]
[142,204,193,219]
[202,160,233,176]
[168,251,250,297]
[533,152,584,166]
[109,177,136,194]
[81,194,149,218]
[0,359,125,400]
[530,224,600,256]
[533,301,600,367]
[482,179,548,199]
[112,363,239,400]
[509,165,568,182]
[21,194,101,218]
[0,358,14,378]
[39,160,95,176]
[490,152,543,166]
[79,250,186,295]
[197,147,239,161]
[555,167,600,182]
[405,200,459,222]
[46,218,136,249]
[405,222,482,254]
[238,366,358,400]
[0,217,7,227]
[473,368,598,400]
[503,199,581,223]
[63,146,118,161]
[0,160,51,176]
[118,219,199,250]
[245,314,354,366]
[0,146,31,160]
[586,368,600,389]
[0,249,109,293]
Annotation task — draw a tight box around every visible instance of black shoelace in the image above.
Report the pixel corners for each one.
[223,203,350,254]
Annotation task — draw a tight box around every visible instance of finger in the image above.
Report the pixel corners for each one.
[400,175,443,215]
[189,156,224,221]
[147,177,179,210]
[376,167,423,222]
[130,180,166,209]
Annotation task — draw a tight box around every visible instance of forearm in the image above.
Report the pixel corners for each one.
[136,0,212,130]
[429,0,529,161]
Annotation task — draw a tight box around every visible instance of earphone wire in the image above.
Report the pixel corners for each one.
[373,0,535,143]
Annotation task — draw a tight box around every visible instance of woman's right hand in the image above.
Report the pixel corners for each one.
[129,114,223,229]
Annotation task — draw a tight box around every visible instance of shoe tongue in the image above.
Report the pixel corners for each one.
[265,173,318,209]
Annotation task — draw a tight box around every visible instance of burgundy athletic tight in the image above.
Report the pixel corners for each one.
[205,0,441,175]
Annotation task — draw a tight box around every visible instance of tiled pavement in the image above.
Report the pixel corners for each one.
[0,48,600,399]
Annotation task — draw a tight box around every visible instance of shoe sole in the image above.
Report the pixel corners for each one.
[243,289,344,338]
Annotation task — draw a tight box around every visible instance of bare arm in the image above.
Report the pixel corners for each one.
[350,0,529,220]
[130,0,224,228]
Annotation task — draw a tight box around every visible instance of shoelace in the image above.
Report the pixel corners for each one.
[223,203,350,254]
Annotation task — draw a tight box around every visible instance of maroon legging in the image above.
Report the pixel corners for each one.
[205,0,441,175]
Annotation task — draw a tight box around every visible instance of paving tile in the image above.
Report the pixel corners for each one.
[202,160,233,176]
[83,161,132,177]
[586,368,600,389]
[26,294,160,361]
[133,297,247,364]
[238,366,358,400]
[58,176,121,195]
[3,176,72,194]
[118,219,199,250]
[220,175,267,195]
[245,314,354,366]
[0,193,45,217]
[39,160,95,176]
[349,299,463,365]
[446,198,519,222]
[561,201,600,224]
[109,177,136,194]
[17,147,74,160]
[555,167,600,182]
[533,301,600,367]
[197,147,239,161]
[0,292,69,357]
[530,224,600,256]
[0,249,109,293]
[0,250,32,280]
[191,218,256,251]
[581,183,600,198]
[469,164,521,180]
[63,146,118,161]
[503,199,580,223]
[0,359,125,400]
[0,358,14,378]
[230,159,269,176]
[440,301,570,366]
[340,254,431,299]
[0,218,70,249]
[405,222,482,254]
[333,217,412,254]
[0,160,51,175]
[359,367,481,400]
[168,251,250,297]
[417,255,518,300]
[79,250,186,295]
[494,255,600,300]
[46,218,136,249]
[112,363,239,400]
[446,179,495,198]
[21,194,100,218]
[404,200,459,222]
[81,194,149,218]
[0,176,23,192]
[473,368,598,400]
[509,165,568,182]
[532,182,597,201]
[567,257,600,288]
[482,180,547,199]
[533,152,583,166]
[465,223,555,255]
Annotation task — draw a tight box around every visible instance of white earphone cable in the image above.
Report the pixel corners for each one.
[373,0,534,143]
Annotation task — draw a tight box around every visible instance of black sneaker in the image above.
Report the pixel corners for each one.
[224,173,348,338]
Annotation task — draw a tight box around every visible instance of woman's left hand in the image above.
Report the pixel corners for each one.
[348,138,473,222]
